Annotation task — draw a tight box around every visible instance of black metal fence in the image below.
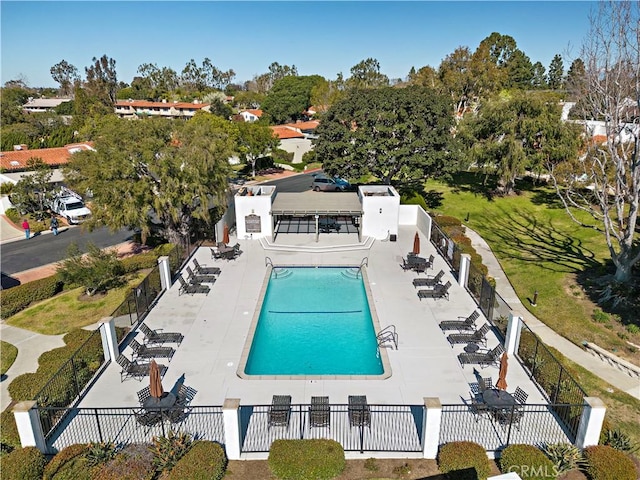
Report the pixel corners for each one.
[42,405,224,453]
[516,322,586,440]
[240,403,424,454]
[34,329,105,440]
[440,402,584,454]
[430,221,456,271]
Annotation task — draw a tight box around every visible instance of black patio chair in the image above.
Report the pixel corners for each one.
[192,258,220,276]
[309,396,330,428]
[469,394,490,422]
[129,338,175,361]
[186,266,216,284]
[513,387,529,405]
[348,395,371,428]
[177,275,210,295]
[268,395,291,428]
[412,270,444,288]
[446,324,490,347]
[139,323,184,346]
[458,344,505,369]
[479,377,493,392]
[116,355,166,382]
[137,386,151,405]
[166,384,198,424]
[134,407,162,430]
[495,406,523,431]
[400,259,413,271]
[438,310,480,331]
[417,281,451,301]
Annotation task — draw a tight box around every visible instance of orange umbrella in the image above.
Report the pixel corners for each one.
[496,352,508,391]
[149,359,164,399]
[413,232,420,255]
[223,224,230,245]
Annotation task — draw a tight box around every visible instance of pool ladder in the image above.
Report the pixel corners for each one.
[376,325,398,350]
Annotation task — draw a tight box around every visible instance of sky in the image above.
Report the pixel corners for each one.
[1,1,595,89]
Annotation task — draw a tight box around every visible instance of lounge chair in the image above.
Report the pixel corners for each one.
[412,270,445,288]
[177,275,210,296]
[417,281,451,300]
[268,395,291,428]
[192,259,220,276]
[129,339,175,361]
[116,355,166,382]
[309,396,330,428]
[210,247,224,260]
[185,266,216,284]
[139,323,183,346]
[348,395,371,428]
[446,324,490,347]
[458,344,505,369]
[439,310,480,331]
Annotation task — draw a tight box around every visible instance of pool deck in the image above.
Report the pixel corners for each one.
[78,226,547,409]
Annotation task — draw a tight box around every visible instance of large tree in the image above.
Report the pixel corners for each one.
[9,158,57,219]
[550,1,640,285]
[461,91,581,195]
[84,54,118,105]
[314,86,454,185]
[237,121,280,177]
[50,60,80,97]
[346,58,389,90]
[547,54,565,90]
[64,114,237,244]
[261,75,324,124]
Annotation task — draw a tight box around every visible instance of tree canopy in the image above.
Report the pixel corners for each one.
[261,75,324,124]
[237,122,280,177]
[314,86,455,185]
[64,114,237,243]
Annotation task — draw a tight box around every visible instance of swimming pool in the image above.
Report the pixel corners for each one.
[238,266,390,378]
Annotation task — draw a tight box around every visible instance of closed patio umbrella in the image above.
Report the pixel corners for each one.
[149,359,164,399]
[413,232,420,255]
[496,352,508,391]
[223,224,230,245]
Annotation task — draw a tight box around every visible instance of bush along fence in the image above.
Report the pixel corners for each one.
[13,317,606,458]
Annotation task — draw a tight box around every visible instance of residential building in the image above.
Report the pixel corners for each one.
[114,99,211,119]
[22,97,72,113]
[238,109,263,122]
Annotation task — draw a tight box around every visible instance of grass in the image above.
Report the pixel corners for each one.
[0,341,18,375]
[424,172,640,361]
[5,274,144,335]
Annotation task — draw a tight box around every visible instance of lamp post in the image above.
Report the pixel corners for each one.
[532,291,538,307]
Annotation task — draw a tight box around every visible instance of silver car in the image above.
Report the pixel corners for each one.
[312,176,343,192]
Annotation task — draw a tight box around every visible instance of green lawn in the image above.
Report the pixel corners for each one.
[0,341,18,375]
[6,274,144,335]
[424,173,640,361]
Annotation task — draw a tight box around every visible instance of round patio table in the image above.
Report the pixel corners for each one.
[464,343,479,353]
[482,389,515,409]
[143,392,176,410]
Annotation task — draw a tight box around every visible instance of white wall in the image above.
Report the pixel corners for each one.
[360,186,400,240]
[278,138,313,164]
[234,186,275,239]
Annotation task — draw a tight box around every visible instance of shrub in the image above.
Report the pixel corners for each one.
[57,242,124,296]
[1,183,15,195]
[499,444,556,479]
[5,207,20,223]
[150,430,192,472]
[541,442,583,474]
[433,215,463,227]
[592,309,610,323]
[85,441,117,467]
[268,439,345,480]
[400,191,428,210]
[0,446,47,480]
[364,457,379,471]
[0,274,64,318]
[584,445,637,480]
[601,429,638,453]
[437,441,491,480]
[166,441,226,480]
[43,443,90,480]
[92,443,155,480]
[626,324,640,334]
[0,409,20,451]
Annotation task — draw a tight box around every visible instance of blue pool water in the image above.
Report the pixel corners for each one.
[244,267,383,375]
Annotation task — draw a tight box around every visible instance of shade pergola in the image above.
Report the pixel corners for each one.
[270,192,363,216]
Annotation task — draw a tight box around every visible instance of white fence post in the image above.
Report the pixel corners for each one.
[223,398,242,460]
[99,317,118,362]
[157,256,171,291]
[13,401,47,452]
[423,397,442,459]
[504,312,523,355]
[459,253,471,288]
[575,397,606,449]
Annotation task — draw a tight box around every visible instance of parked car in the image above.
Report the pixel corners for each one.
[313,176,345,192]
[50,187,91,224]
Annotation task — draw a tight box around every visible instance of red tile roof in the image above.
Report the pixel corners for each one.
[284,120,319,130]
[270,126,305,139]
[0,143,94,171]
[243,109,263,117]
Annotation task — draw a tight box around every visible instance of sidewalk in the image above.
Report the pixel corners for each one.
[465,226,640,400]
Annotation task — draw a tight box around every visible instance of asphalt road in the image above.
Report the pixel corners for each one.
[262,172,316,192]
[1,226,133,276]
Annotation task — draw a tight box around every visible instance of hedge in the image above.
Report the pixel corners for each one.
[437,441,491,480]
[0,274,64,318]
[0,446,47,480]
[166,441,227,480]
[584,445,637,480]
[43,443,91,480]
[268,439,346,480]
[499,444,557,479]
